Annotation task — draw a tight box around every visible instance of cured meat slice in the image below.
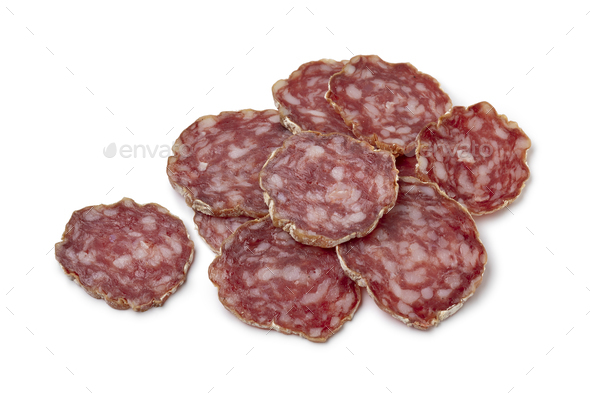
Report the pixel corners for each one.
[272,59,354,137]
[327,55,452,156]
[259,131,398,248]
[193,212,250,254]
[167,109,291,218]
[209,216,361,342]
[396,154,418,177]
[55,198,195,311]
[337,178,487,329]
[415,102,531,215]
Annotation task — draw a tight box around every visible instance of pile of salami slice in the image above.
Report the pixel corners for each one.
[165,54,531,341]
[55,54,530,342]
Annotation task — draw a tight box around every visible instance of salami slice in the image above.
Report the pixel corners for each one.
[415,102,531,215]
[209,216,361,342]
[55,198,195,312]
[193,212,250,254]
[337,178,487,329]
[272,59,354,137]
[259,131,398,248]
[327,55,452,156]
[167,109,291,218]
[396,153,418,177]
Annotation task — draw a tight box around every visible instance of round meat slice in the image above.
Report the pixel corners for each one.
[327,54,452,156]
[337,178,487,329]
[209,216,361,342]
[396,153,418,177]
[167,109,291,218]
[55,198,195,312]
[193,211,251,254]
[272,59,354,137]
[416,101,531,215]
[259,131,398,248]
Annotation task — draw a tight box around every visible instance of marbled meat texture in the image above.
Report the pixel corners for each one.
[260,131,398,248]
[193,211,251,254]
[55,198,195,311]
[209,216,361,342]
[167,109,291,217]
[396,154,418,177]
[416,101,531,215]
[337,178,486,329]
[272,59,354,137]
[327,55,452,156]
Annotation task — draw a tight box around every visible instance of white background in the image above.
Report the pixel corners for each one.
[1,1,589,392]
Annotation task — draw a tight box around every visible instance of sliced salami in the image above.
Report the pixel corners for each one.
[55,198,195,312]
[193,212,251,254]
[416,102,531,215]
[259,131,398,248]
[327,55,452,156]
[337,178,486,329]
[167,109,291,218]
[209,216,361,342]
[396,153,418,177]
[272,59,354,137]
